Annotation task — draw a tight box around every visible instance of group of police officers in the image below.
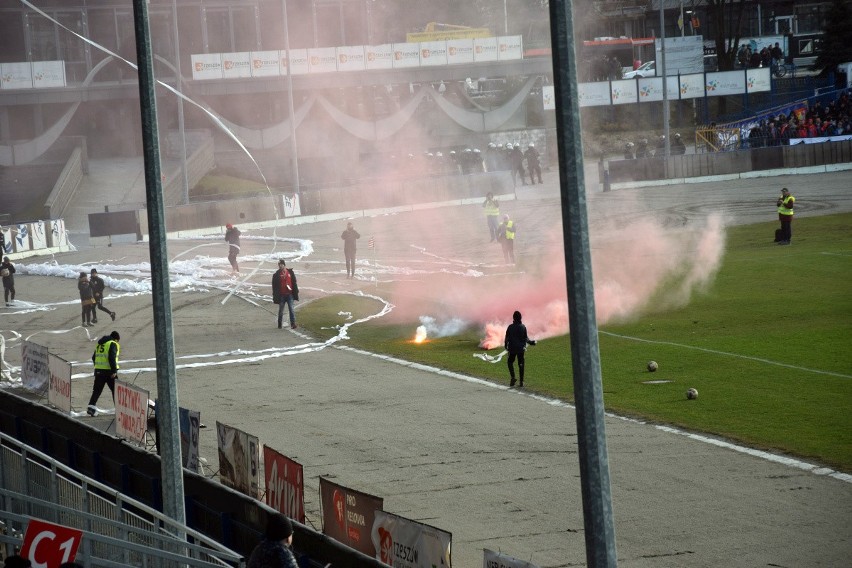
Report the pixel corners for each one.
[622,133,687,160]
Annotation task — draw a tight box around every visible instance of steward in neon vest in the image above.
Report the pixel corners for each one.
[776,187,795,245]
[87,330,120,416]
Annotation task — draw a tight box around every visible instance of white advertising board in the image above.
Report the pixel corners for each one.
[308,47,338,74]
[47,354,72,413]
[578,82,611,107]
[221,52,252,79]
[446,39,475,65]
[337,46,366,72]
[705,70,746,96]
[365,44,394,70]
[283,194,301,217]
[473,37,499,62]
[419,41,448,67]
[0,62,33,89]
[655,35,703,75]
[484,548,540,568]
[14,224,30,252]
[611,79,639,105]
[497,35,524,61]
[542,85,555,110]
[371,510,451,568]
[1,226,11,254]
[281,49,309,75]
[32,60,66,88]
[30,220,47,250]
[251,50,281,77]
[115,380,149,444]
[678,73,706,99]
[191,53,223,80]
[21,341,49,392]
[49,219,68,248]
[746,67,771,93]
[392,43,421,69]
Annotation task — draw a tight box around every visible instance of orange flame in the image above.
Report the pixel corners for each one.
[413,325,427,344]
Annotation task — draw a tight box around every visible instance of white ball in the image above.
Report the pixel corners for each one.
[686,388,698,400]
[647,361,658,372]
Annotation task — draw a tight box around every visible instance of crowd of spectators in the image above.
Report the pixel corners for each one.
[747,90,852,147]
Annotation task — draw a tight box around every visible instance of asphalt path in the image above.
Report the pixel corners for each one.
[3,169,851,567]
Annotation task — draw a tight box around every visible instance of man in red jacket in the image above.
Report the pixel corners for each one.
[272,259,299,329]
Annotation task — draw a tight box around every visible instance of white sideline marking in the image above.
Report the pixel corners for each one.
[336,345,852,484]
[600,331,852,379]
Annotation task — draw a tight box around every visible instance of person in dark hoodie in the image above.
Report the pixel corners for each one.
[89,268,116,323]
[78,271,95,327]
[225,223,241,273]
[504,310,536,388]
[87,330,120,416]
[2,256,15,306]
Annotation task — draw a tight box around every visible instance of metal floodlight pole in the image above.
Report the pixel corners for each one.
[548,1,617,566]
[660,1,671,162]
[131,0,186,526]
[282,0,301,200]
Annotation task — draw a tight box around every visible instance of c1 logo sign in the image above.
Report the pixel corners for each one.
[20,518,83,568]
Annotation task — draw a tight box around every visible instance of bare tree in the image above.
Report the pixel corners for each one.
[705,0,747,71]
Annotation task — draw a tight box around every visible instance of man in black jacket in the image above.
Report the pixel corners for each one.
[90,268,116,323]
[1,256,15,306]
[340,222,360,279]
[88,330,120,416]
[504,310,536,387]
[272,259,299,329]
[225,224,241,273]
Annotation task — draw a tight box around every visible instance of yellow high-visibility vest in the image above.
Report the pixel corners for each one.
[484,199,500,217]
[504,220,515,240]
[778,195,795,216]
[93,340,120,371]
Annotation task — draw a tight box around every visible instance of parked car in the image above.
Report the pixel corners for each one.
[624,60,655,78]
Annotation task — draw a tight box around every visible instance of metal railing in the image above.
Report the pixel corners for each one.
[0,432,244,568]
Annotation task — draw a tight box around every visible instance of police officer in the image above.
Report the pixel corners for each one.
[524,143,542,184]
[87,330,120,416]
[623,142,635,160]
[509,144,526,186]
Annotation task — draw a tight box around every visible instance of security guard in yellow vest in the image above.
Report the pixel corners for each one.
[87,330,120,416]
[483,192,501,242]
[498,214,516,264]
[776,187,795,245]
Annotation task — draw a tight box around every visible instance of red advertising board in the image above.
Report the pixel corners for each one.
[319,477,383,558]
[20,518,83,567]
[263,445,305,523]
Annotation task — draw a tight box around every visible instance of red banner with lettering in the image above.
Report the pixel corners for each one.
[263,446,305,523]
[319,477,383,558]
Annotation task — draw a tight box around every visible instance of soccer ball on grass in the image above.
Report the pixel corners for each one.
[647,361,658,372]
[686,388,698,400]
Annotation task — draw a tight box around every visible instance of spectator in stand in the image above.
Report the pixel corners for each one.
[771,42,784,65]
[760,47,771,68]
[749,48,761,69]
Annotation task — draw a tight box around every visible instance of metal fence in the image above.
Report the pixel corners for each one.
[0,431,244,568]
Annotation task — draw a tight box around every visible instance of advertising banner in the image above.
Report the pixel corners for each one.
[542,85,555,110]
[49,219,68,248]
[419,41,449,67]
[723,100,809,140]
[392,43,421,69]
[637,75,682,101]
[14,223,30,252]
[32,60,66,88]
[705,70,746,96]
[281,48,309,75]
[610,79,638,105]
[446,39,475,65]
[21,341,49,392]
[0,62,33,89]
[678,73,706,99]
[248,433,260,499]
[791,134,852,144]
[308,47,338,74]
[320,478,383,557]
[47,354,71,413]
[337,45,366,72]
[371,510,452,568]
[217,422,253,495]
[30,220,47,250]
[365,44,394,70]
[263,446,305,523]
[191,53,223,80]
[484,548,540,568]
[222,52,252,79]
[179,407,201,472]
[497,35,524,61]
[1,226,11,253]
[406,28,491,43]
[746,67,771,93]
[251,50,281,77]
[473,37,499,62]
[283,193,301,217]
[115,380,149,444]
[578,82,611,107]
